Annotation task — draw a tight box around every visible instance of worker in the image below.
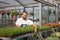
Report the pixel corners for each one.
[15,11,37,32]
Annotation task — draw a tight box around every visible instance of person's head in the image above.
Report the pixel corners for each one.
[21,11,28,20]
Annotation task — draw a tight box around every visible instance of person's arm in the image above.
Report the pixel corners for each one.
[32,24,37,32]
[28,20,37,32]
[15,18,21,27]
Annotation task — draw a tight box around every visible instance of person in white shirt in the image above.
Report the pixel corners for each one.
[15,11,37,32]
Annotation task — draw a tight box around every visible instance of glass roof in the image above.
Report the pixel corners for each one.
[0,0,58,8]
[17,0,38,5]
[0,0,38,8]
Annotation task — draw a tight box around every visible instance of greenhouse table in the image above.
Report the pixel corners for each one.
[0,33,36,40]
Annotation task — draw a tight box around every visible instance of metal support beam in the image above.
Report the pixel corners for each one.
[55,6,58,23]
[33,7,34,22]
[55,1,58,23]
[39,3,42,26]
[25,6,39,8]
[15,0,25,7]
[34,0,56,7]
[0,1,9,4]
[0,5,21,9]
[23,7,25,11]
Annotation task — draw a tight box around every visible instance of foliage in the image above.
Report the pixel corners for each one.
[11,10,19,16]
[0,25,51,37]
[30,13,34,16]
[32,26,50,39]
[44,37,59,40]
[52,32,60,37]
[37,26,50,32]
[0,26,34,37]
[32,33,40,40]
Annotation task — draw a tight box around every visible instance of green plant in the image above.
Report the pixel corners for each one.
[37,26,50,32]
[44,37,59,40]
[30,13,34,16]
[11,10,19,16]
[0,26,34,37]
[32,33,40,40]
[0,26,51,37]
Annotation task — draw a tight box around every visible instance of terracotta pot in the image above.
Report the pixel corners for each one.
[44,23,59,28]
[13,15,17,20]
[58,24,60,27]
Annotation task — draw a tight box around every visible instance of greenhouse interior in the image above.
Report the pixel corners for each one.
[0,0,60,40]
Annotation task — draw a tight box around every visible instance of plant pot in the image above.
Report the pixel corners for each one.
[13,15,17,20]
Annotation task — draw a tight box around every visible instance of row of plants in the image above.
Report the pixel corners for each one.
[0,26,50,37]
[44,23,60,28]
[37,26,50,32]
[0,26,34,37]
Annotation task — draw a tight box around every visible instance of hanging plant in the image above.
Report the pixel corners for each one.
[30,13,34,16]
[12,10,19,16]
[12,10,19,20]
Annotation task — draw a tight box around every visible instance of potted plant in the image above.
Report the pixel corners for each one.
[12,10,19,20]
[30,13,34,21]
[30,13,34,16]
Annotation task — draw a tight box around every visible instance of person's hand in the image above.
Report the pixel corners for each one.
[34,28,37,33]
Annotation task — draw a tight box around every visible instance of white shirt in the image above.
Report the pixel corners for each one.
[15,18,34,27]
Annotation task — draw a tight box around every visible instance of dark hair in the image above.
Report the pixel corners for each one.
[21,11,28,15]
